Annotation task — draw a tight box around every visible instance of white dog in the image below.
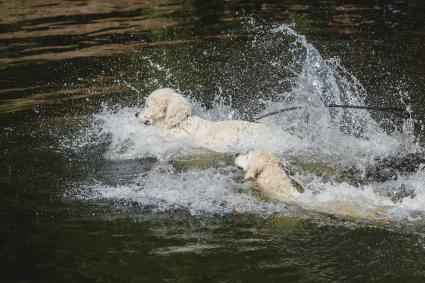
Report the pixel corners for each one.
[136,88,274,153]
[235,150,395,220]
[235,150,303,205]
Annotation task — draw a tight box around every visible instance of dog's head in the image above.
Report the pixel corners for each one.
[235,150,280,180]
[136,88,191,128]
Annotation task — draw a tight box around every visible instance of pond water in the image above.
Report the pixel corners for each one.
[1,0,425,282]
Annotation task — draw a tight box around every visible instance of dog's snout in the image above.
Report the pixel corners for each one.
[144,120,149,125]
[235,153,240,158]
[135,112,139,118]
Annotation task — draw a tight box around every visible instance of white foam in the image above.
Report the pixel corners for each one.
[292,169,425,220]
[77,163,288,216]
[297,178,395,220]
[386,169,425,219]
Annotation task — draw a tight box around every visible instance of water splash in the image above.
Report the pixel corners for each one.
[256,24,419,164]
[65,22,425,222]
[74,163,289,216]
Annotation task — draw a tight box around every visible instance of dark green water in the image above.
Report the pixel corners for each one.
[1,1,425,282]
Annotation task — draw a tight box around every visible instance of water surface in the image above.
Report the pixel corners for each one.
[1,1,425,282]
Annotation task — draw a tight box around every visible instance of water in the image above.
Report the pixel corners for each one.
[2,1,425,282]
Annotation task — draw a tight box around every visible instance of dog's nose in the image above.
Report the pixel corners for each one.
[144,120,149,125]
[235,153,240,158]
[135,112,139,118]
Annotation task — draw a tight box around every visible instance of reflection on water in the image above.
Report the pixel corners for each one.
[0,0,181,63]
[2,0,425,282]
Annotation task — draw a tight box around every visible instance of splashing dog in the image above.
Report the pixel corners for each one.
[235,150,303,205]
[135,88,274,153]
[235,150,395,220]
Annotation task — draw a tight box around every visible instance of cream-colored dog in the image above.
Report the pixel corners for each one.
[235,150,395,220]
[135,88,274,153]
[235,150,303,205]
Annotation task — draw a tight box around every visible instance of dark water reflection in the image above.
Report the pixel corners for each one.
[2,0,425,282]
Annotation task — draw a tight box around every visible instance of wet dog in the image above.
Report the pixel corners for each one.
[135,88,274,153]
[234,150,395,220]
[235,150,303,205]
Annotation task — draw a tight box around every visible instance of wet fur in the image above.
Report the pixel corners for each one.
[136,88,273,153]
[235,150,302,205]
[235,150,396,221]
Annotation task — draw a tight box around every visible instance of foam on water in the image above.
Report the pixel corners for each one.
[73,160,425,220]
[75,163,288,216]
[297,171,425,220]
[66,22,425,222]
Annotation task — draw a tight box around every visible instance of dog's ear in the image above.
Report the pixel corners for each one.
[244,162,262,180]
[164,99,191,128]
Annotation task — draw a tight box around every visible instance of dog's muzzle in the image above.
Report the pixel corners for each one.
[135,112,151,125]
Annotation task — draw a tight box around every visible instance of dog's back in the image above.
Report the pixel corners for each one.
[171,116,274,152]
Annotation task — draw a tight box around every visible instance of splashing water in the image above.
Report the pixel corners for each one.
[65,22,425,222]
[73,163,289,216]
[257,24,419,164]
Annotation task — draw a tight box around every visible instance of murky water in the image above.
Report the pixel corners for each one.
[2,1,425,282]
